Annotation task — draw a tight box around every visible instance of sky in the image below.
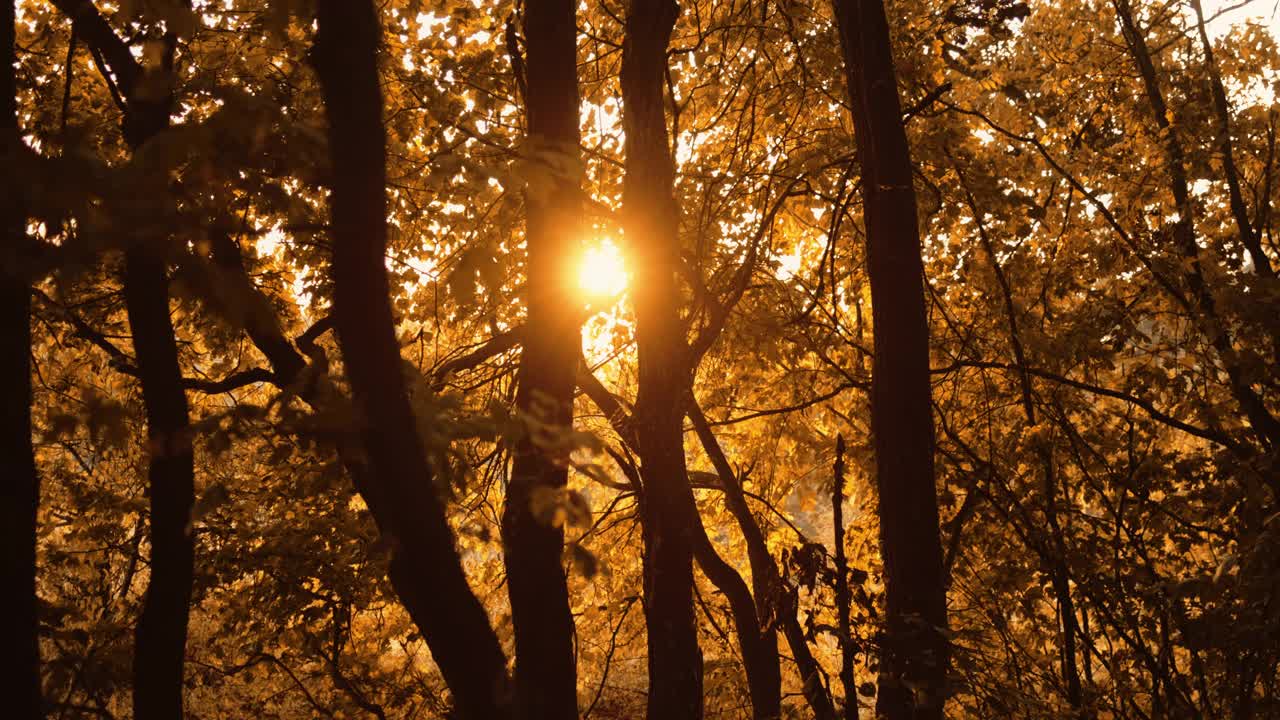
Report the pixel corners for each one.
[1202,0,1280,38]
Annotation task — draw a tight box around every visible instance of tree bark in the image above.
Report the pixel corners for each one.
[207,228,308,384]
[688,399,821,720]
[1,0,42,713]
[830,0,950,717]
[620,1,704,716]
[311,3,511,718]
[501,1,581,718]
[691,524,781,720]
[779,591,840,720]
[123,243,196,720]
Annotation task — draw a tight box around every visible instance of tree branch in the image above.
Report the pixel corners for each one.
[428,325,524,389]
[933,359,1239,450]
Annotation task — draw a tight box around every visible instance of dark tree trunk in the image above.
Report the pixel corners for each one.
[44,4,198,715]
[123,244,195,720]
[830,0,950,717]
[778,592,839,720]
[688,400,835,720]
[101,21,196,720]
[831,437,857,719]
[311,3,511,718]
[214,227,523,718]
[208,228,307,383]
[582,371,783,719]
[620,1,703,717]
[690,529,781,720]
[501,0,581,717]
[1,1,42,714]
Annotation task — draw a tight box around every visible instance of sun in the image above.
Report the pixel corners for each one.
[577,238,629,299]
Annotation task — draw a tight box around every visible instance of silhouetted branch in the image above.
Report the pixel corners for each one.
[429,326,524,389]
[933,359,1239,450]
[576,351,637,448]
[295,315,335,356]
[702,382,865,428]
[901,82,951,122]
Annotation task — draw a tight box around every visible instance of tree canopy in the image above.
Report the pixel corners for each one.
[3,0,1279,717]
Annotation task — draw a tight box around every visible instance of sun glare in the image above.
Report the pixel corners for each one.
[578,239,628,299]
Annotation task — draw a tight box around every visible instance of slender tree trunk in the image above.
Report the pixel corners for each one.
[831,437,857,719]
[108,26,196,720]
[214,228,524,718]
[688,399,836,720]
[44,5,197,713]
[581,365,782,719]
[501,1,581,717]
[690,529,781,719]
[687,403,782,719]
[779,591,840,719]
[1189,0,1274,279]
[830,0,950,717]
[1,1,42,713]
[1113,0,1280,450]
[311,3,511,717]
[620,1,704,716]
[124,244,195,720]
[208,228,308,383]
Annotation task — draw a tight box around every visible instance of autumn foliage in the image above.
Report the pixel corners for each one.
[3,0,1279,717]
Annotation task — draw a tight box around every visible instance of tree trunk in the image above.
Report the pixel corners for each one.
[581,367,784,719]
[620,1,703,717]
[123,244,195,720]
[311,3,511,717]
[830,0,950,717]
[501,0,581,717]
[43,4,198,714]
[106,24,196,720]
[831,437,857,719]
[691,519,782,720]
[688,399,813,720]
[0,1,42,713]
[779,591,840,720]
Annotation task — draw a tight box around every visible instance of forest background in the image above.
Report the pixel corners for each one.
[2,0,1279,717]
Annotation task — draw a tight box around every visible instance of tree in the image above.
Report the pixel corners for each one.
[831,0,950,716]
[1,0,41,715]
[311,1,510,716]
[47,3,198,715]
[9,0,1280,716]
[501,0,583,716]
[619,0,705,716]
